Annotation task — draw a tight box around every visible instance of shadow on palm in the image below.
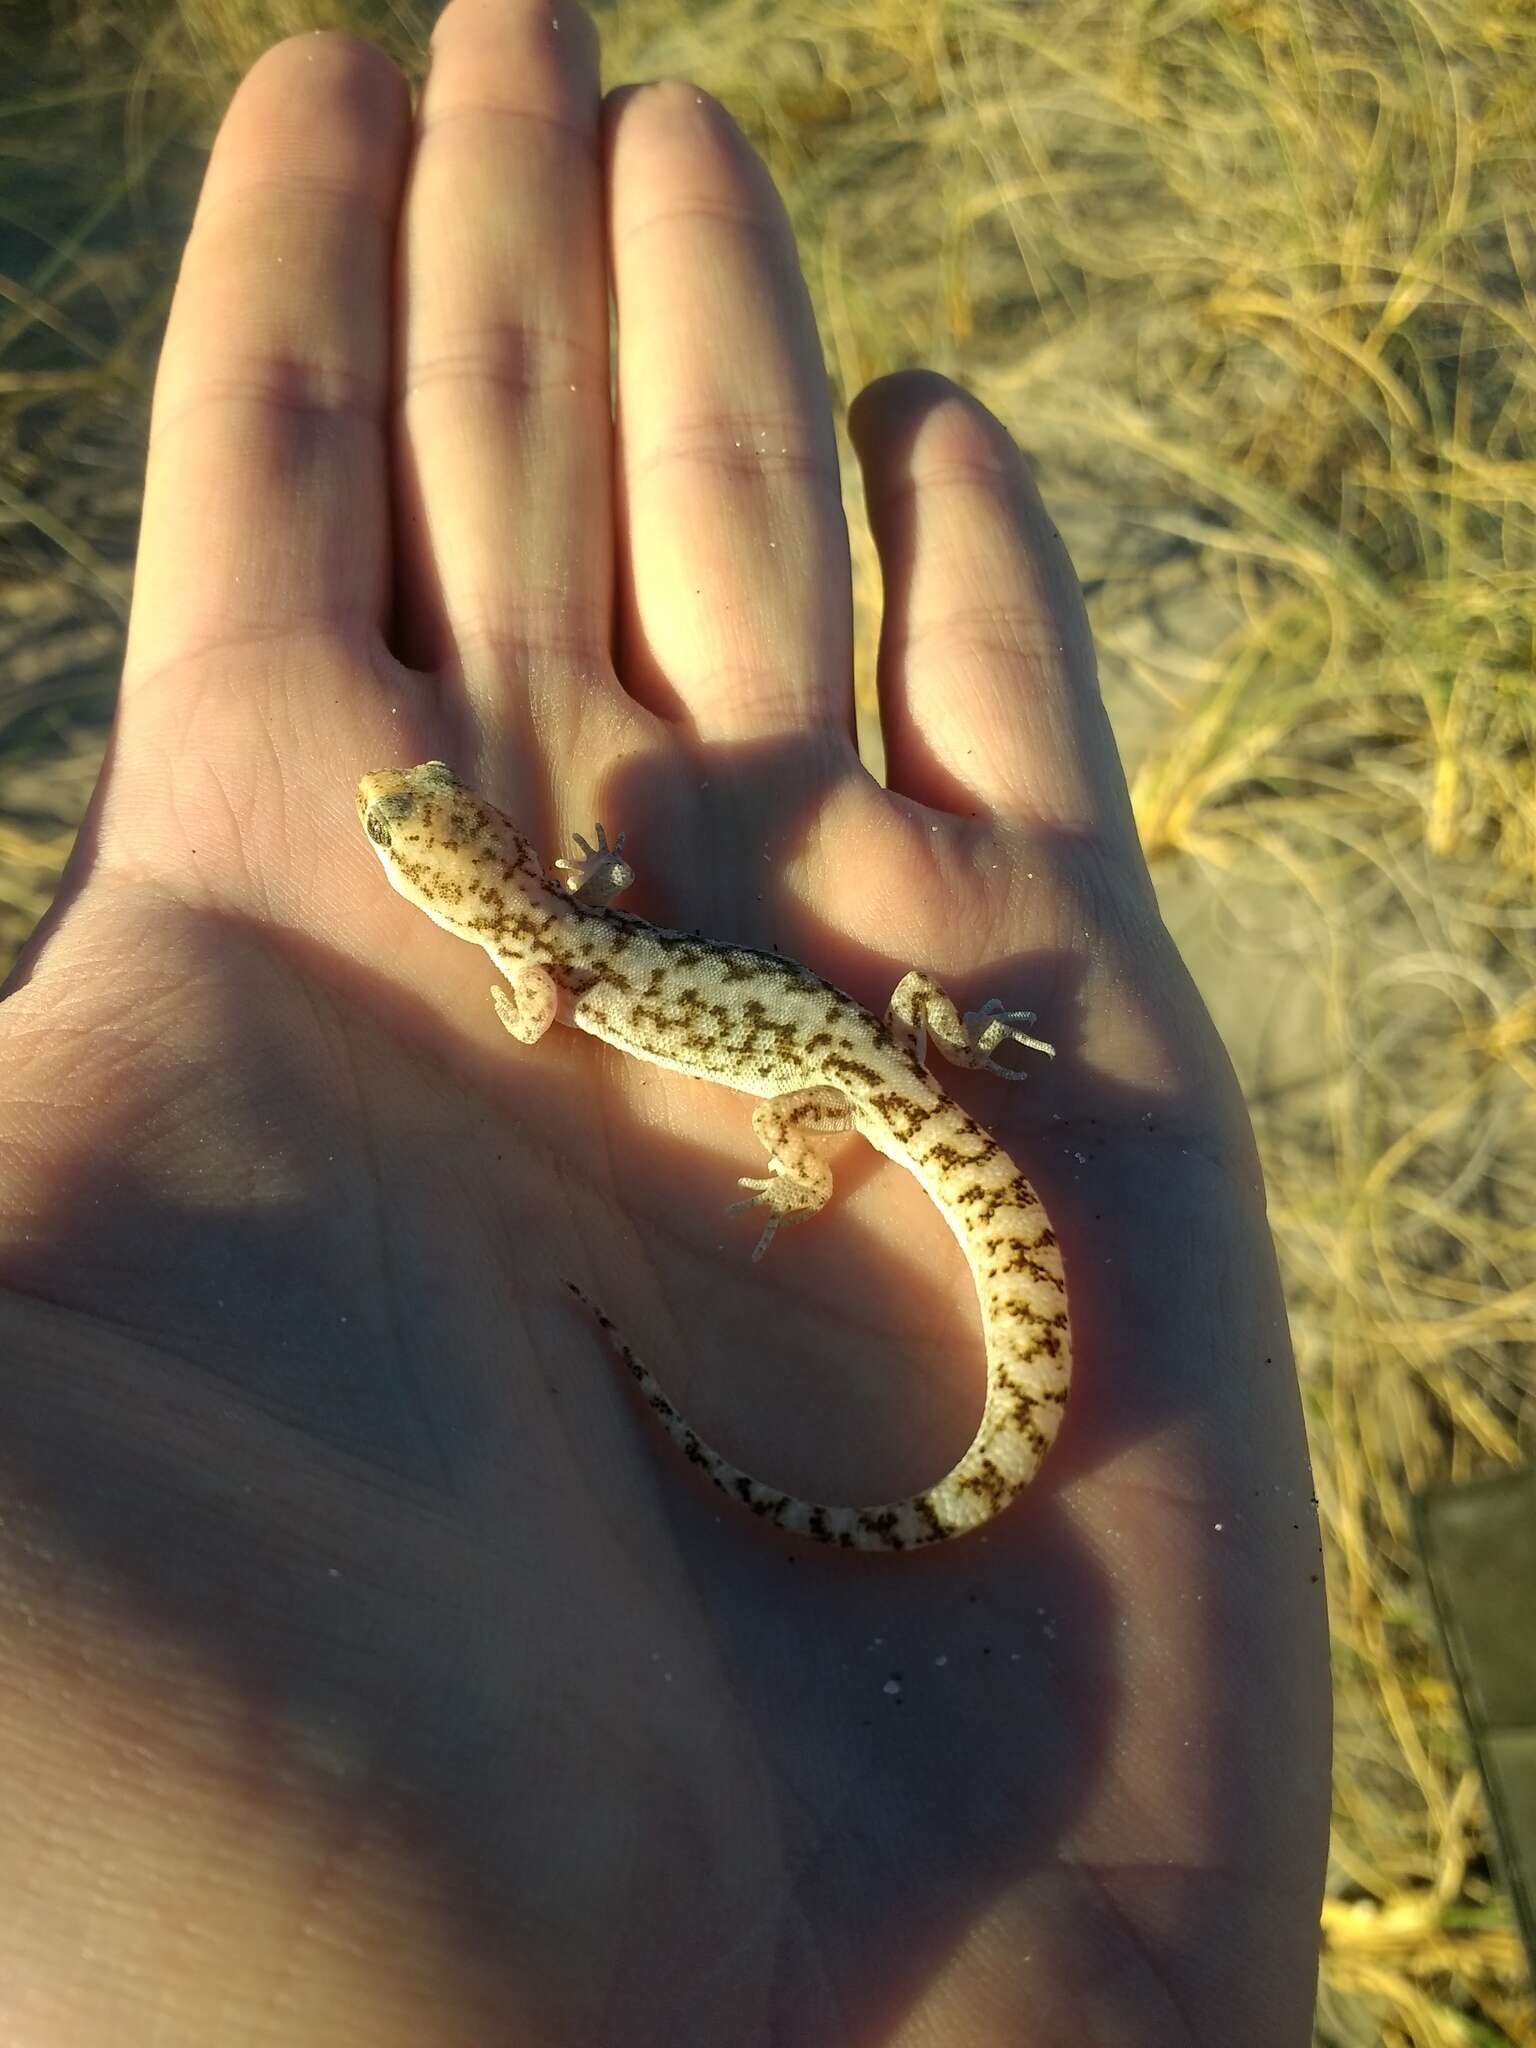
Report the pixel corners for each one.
[0,701,1263,2039]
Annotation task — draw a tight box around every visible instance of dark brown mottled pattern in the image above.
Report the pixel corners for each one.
[359,768,1073,1553]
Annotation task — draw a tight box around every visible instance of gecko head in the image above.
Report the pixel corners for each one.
[356,761,529,933]
[358,765,483,925]
[356,761,463,847]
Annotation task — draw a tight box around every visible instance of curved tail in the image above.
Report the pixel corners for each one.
[567,1111,1069,1549]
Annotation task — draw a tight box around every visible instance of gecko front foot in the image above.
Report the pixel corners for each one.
[888,970,1056,1079]
[963,997,1056,1078]
[555,825,635,908]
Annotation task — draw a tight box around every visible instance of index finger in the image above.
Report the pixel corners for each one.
[850,372,1140,851]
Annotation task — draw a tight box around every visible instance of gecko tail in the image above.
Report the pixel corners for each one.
[563,1282,1046,1551]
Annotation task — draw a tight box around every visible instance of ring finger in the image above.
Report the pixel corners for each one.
[394,0,612,724]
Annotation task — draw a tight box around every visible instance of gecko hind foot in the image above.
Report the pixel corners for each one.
[726,1174,819,1262]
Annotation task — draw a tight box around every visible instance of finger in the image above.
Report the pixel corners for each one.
[394,0,611,702]
[606,83,853,744]
[850,371,1139,846]
[126,34,410,692]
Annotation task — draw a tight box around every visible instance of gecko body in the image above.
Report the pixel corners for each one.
[357,761,1071,1549]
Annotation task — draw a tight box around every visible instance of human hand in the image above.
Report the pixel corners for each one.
[0,3,1328,2040]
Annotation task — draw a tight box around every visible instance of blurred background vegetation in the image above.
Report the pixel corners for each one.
[2,0,1533,2039]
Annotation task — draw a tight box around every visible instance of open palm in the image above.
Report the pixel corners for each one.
[0,4,1328,2041]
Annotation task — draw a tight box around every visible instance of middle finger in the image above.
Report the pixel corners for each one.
[606,84,854,746]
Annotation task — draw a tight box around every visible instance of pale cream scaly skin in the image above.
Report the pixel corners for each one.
[357,761,1071,1550]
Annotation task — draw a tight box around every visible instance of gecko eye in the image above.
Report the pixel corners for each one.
[365,811,392,849]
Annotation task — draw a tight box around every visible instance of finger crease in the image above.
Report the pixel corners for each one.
[150,364,383,453]
[191,171,399,246]
[417,96,595,155]
[614,198,778,254]
[625,436,837,495]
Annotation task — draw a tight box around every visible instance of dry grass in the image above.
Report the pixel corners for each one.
[2,0,1533,2039]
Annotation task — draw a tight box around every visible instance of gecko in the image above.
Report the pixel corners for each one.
[356,761,1071,1550]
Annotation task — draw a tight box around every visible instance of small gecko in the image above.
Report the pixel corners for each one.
[357,761,1071,1550]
